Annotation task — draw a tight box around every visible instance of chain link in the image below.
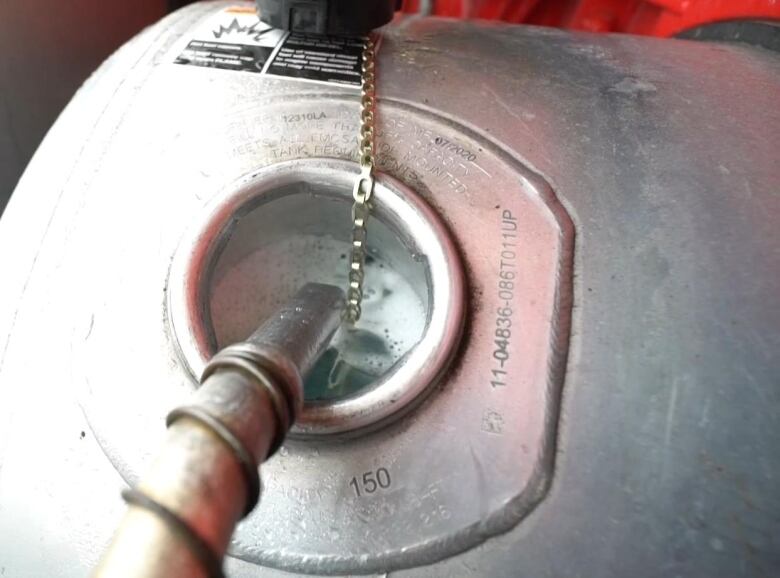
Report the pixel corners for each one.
[345,35,377,323]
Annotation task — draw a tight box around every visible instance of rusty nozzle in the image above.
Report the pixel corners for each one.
[94,283,345,578]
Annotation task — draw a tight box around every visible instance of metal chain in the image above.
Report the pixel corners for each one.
[345,35,377,323]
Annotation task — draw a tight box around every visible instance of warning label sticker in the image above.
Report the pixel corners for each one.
[174,6,364,88]
[266,35,364,85]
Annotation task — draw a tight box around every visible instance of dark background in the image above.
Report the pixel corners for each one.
[0,1,199,215]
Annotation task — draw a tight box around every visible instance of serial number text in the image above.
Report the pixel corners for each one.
[491,209,518,387]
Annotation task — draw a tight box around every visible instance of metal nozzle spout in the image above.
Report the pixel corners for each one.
[247,282,347,382]
[94,284,345,578]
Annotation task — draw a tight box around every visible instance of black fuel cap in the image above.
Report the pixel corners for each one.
[256,0,397,36]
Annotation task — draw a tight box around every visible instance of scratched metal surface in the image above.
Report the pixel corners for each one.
[1,1,779,577]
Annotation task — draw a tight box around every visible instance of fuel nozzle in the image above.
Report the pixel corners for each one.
[94,283,345,578]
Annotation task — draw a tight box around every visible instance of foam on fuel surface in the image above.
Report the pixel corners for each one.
[210,234,427,401]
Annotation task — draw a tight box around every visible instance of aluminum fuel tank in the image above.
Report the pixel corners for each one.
[0,2,778,577]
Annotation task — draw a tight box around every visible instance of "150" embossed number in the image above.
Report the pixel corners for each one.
[349,467,392,497]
